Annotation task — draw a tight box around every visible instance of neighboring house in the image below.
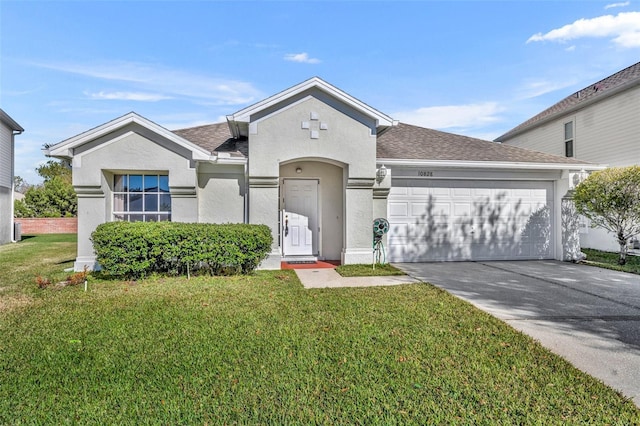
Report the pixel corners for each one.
[46,77,597,271]
[496,61,640,252]
[0,109,24,244]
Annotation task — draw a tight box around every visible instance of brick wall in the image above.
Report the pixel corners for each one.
[15,218,78,234]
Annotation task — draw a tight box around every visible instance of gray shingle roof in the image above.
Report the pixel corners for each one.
[377,122,590,164]
[173,122,247,157]
[172,119,590,165]
[496,61,640,141]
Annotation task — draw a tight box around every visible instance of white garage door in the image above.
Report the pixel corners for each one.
[388,180,554,262]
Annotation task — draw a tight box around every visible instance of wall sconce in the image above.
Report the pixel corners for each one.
[572,168,589,188]
[578,168,589,183]
[295,167,302,174]
[376,165,387,183]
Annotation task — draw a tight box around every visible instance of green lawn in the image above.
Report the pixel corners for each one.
[582,248,640,275]
[1,235,638,424]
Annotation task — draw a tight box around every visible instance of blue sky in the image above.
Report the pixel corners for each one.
[2,1,639,183]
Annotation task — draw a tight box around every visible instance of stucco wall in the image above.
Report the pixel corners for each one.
[71,127,198,270]
[198,163,245,223]
[248,95,377,177]
[248,95,377,265]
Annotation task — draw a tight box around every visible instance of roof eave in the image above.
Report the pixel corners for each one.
[46,112,211,160]
[0,109,24,133]
[496,76,640,142]
[227,77,395,128]
[376,158,606,171]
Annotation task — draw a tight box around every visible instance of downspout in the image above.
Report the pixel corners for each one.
[10,128,23,243]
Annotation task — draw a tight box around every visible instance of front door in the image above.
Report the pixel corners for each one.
[282,179,319,256]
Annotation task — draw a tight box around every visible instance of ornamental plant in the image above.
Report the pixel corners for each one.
[91,222,272,278]
[574,165,640,265]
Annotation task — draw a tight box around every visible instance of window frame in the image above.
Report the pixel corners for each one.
[564,121,574,158]
[113,173,171,222]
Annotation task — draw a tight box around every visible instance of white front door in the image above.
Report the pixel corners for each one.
[282,179,319,256]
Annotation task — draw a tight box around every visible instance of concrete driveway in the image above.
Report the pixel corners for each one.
[395,260,640,407]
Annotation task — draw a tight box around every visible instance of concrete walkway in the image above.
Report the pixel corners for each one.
[395,260,640,407]
[295,268,419,289]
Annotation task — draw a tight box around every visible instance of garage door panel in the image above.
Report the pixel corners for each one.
[431,187,450,196]
[411,187,430,196]
[388,202,408,217]
[409,202,450,218]
[388,179,554,262]
[472,188,491,197]
[452,188,471,197]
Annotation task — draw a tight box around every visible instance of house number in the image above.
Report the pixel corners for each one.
[418,171,433,177]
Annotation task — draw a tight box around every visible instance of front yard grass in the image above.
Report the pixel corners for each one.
[582,248,640,275]
[1,235,638,424]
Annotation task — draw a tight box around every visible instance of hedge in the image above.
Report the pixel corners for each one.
[91,222,273,278]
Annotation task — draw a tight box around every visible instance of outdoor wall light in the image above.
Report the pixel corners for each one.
[376,165,387,182]
[296,167,302,174]
[578,168,589,183]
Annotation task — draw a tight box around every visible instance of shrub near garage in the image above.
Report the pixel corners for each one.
[91,222,272,278]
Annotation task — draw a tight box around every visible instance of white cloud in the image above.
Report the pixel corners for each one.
[516,78,579,99]
[36,61,264,105]
[284,52,321,64]
[565,45,576,52]
[527,11,640,48]
[393,102,504,130]
[85,91,172,101]
[605,1,630,9]
[13,137,48,183]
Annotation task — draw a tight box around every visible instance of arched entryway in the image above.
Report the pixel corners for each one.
[279,160,345,261]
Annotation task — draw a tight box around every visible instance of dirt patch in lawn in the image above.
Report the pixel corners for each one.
[0,294,38,312]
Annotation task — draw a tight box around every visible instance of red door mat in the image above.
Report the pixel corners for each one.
[281,260,340,269]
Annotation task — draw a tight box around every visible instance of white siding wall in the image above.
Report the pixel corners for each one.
[0,121,14,244]
[505,85,640,167]
[503,85,640,252]
[0,120,13,189]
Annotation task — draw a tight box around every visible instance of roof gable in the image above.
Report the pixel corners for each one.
[226,77,396,138]
[45,112,211,161]
[496,61,640,141]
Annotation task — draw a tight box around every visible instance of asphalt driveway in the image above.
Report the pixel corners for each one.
[395,260,640,407]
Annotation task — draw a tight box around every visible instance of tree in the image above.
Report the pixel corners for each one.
[13,176,32,194]
[14,160,77,218]
[36,160,72,184]
[573,165,640,265]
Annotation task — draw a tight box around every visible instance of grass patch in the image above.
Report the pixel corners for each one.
[336,263,406,277]
[0,234,76,305]
[1,239,638,423]
[582,248,640,275]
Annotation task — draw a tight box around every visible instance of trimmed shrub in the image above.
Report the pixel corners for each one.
[91,222,272,279]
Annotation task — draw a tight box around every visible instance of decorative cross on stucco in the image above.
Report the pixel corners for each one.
[301,111,328,139]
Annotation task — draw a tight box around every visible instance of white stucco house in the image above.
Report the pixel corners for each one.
[496,61,640,252]
[0,109,24,245]
[46,77,599,271]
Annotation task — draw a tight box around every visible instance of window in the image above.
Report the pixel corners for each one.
[564,121,574,158]
[113,174,171,222]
